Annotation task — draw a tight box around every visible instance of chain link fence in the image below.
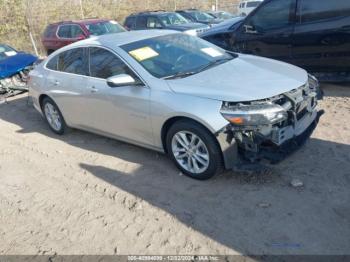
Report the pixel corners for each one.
[0,0,240,56]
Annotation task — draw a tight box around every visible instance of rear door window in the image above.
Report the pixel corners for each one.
[57,48,88,75]
[57,25,71,38]
[300,0,350,23]
[57,25,84,38]
[147,17,162,28]
[135,16,148,29]
[71,25,84,38]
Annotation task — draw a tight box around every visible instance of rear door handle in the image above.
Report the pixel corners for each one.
[49,80,60,86]
[90,86,98,93]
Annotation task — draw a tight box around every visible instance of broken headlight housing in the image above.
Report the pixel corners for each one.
[220,103,288,128]
[307,74,319,91]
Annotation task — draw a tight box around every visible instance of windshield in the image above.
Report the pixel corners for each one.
[86,21,125,36]
[0,44,17,61]
[189,11,214,22]
[121,33,235,79]
[160,13,189,25]
[247,1,262,8]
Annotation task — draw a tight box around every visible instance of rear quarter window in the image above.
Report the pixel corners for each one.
[300,0,350,23]
[46,55,58,70]
[44,25,57,38]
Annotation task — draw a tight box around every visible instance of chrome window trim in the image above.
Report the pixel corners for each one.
[43,45,149,88]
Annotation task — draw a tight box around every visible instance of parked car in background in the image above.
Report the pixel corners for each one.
[29,30,321,180]
[176,9,223,25]
[42,19,125,55]
[238,0,263,16]
[0,44,37,97]
[200,17,244,46]
[207,11,238,20]
[124,11,209,36]
[202,0,350,81]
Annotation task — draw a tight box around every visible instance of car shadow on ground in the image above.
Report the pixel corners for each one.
[0,95,350,255]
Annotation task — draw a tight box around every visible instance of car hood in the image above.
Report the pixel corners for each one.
[200,17,244,37]
[196,18,223,25]
[166,23,208,31]
[166,55,308,102]
[0,52,38,78]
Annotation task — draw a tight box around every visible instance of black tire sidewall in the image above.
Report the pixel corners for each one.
[166,120,223,180]
[42,97,66,135]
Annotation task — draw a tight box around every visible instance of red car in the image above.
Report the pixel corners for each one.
[41,19,125,55]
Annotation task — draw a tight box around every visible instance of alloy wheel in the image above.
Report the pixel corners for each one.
[171,131,210,174]
[44,103,62,132]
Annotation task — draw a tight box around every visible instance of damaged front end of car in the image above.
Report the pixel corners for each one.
[217,75,324,168]
[0,46,38,99]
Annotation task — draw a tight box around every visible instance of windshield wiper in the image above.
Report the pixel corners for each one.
[163,56,234,80]
[196,57,233,73]
[163,71,198,80]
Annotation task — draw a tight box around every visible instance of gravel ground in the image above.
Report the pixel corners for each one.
[0,84,349,255]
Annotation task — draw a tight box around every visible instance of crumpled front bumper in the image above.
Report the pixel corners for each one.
[216,84,324,170]
[217,109,323,170]
[241,109,324,164]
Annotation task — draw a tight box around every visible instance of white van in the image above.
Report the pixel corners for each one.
[238,0,263,16]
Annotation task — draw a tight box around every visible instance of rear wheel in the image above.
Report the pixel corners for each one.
[166,120,223,180]
[42,97,66,135]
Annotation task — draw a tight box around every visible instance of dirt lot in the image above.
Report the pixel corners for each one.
[0,84,349,255]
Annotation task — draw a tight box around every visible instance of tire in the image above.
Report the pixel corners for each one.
[41,97,66,135]
[166,120,224,180]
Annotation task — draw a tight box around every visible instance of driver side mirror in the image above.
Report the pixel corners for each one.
[244,24,259,34]
[107,74,137,87]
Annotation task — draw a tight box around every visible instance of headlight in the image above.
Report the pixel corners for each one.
[220,103,288,127]
[184,29,198,36]
[308,73,323,99]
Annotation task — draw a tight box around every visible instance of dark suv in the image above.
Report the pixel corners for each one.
[176,9,223,25]
[124,11,209,35]
[42,19,125,55]
[201,0,350,81]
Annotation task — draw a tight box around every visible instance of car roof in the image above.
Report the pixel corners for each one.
[48,18,112,26]
[128,10,174,17]
[176,9,199,12]
[65,30,178,49]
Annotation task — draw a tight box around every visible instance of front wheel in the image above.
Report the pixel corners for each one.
[166,120,223,180]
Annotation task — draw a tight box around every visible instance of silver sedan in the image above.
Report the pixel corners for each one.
[29,30,320,180]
